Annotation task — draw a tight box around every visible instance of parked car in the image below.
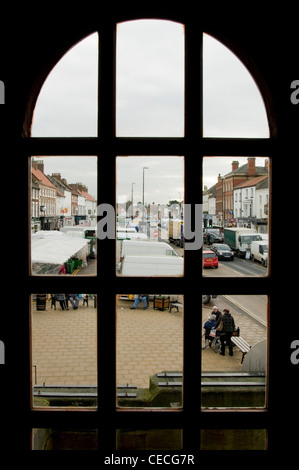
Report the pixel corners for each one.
[210,243,234,261]
[203,232,224,244]
[203,250,218,268]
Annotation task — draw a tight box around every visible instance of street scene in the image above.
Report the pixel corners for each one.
[31,292,267,408]
[30,155,269,408]
[30,154,269,278]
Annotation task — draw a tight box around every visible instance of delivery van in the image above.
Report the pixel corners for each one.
[250,240,268,266]
[120,255,184,276]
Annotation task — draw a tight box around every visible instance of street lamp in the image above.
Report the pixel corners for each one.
[142,167,149,231]
[131,182,135,219]
[142,167,149,207]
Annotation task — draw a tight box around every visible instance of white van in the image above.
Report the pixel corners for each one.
[120,255,184,276]
[251,240,268,266]
[120,239,179,260]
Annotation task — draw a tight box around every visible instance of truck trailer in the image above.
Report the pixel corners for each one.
[168,219,183,247]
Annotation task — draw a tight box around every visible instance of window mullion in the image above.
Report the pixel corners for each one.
[97,23,118,448]
[182,26,204,443]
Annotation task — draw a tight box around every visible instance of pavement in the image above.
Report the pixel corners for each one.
[31,295,267,391]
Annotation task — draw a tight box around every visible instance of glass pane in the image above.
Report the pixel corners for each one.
[201,295,267,409]
[203,33,269,137]
[116,295,183,408]
[31,294,97,408]
[116,429,182,451]
[32,429,98,450]
[30,156,97,276]
[116,156,184,276]
[203,156,269,277]
[200,429,267,450]
[31,33,98,137]
[116,20,184,136]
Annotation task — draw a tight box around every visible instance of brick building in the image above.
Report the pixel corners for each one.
[215,157,268,226]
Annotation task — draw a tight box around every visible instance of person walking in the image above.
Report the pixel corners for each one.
[68,294,79,309]
[216,308,235,356]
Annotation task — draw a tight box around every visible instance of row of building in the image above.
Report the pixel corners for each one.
[31,160,97,232]
[203,157,269,232]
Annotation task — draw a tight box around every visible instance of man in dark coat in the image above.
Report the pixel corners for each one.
[216,308,235,356]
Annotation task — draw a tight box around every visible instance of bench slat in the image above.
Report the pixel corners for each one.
[231,336,251,364]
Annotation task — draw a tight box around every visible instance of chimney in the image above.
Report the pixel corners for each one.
[52,173,61,180]
[247,157,256,176]
[232,161,239,171]
[32,159,44,173]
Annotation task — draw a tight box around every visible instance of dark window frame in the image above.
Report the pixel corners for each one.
[25,17,275,450]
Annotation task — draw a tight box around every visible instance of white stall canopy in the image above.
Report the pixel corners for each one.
[31,231,89,275]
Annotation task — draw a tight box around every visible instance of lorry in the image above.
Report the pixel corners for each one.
[223,227,262,258]
[120,255,184,276]
[250,240,268,266]
[168,219,183,247]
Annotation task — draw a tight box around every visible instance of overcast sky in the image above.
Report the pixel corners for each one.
[32,20,269,204]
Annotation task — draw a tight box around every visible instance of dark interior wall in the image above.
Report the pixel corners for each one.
[0,4,297,459]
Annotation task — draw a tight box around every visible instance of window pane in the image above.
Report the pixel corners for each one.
[116,429,182,450]
[116,156,184,276]
[201,295,267,409]
[31,33,98,137]
[32,429,98,450]
[203,156,269,277]
[116,20,184,137]
[200,429,267,450]
[203,33,269,137]
[31,294,97,408]
[30,156,97,276]
[116,295,183,408]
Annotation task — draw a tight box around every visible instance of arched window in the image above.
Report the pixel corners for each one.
[27,18,273,451]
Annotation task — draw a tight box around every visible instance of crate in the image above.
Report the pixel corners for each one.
[153,296,170,311]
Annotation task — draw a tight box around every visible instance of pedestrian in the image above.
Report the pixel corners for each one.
[50,294,56,310]
[211,306,222,323]
[203,314,216,349]
[216,308,235,356]
[131,294,148,310]
[68,294,79,309]
[56,294,67,310]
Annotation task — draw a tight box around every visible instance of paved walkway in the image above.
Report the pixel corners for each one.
[31,296,267,390]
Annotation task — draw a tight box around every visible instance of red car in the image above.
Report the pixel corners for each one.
[203,250,218,268]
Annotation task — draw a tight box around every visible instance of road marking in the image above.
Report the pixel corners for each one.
[223,295,267,327]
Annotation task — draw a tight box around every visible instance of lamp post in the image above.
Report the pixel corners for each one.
[131,182,135,219]
[142,167,149,207]
[142,166,149,232]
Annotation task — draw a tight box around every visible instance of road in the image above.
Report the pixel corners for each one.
[219,294,267,326]
[167,239,267,277]
[221,256,267,277]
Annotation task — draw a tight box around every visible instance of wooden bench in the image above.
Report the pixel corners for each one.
[231,336,251,363]
[169,302,183,313]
